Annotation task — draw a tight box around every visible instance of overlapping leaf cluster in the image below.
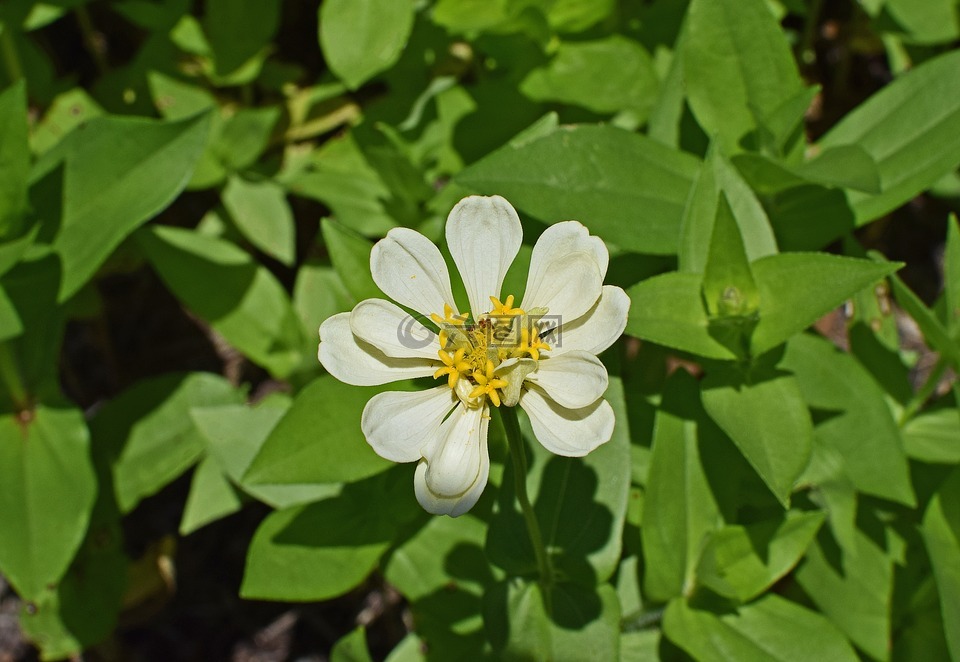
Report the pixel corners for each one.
[0,0,958,659]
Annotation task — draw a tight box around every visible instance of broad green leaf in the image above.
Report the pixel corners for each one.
[798,438,859,553]
[695,511,825,601]
[702,367,812,507]
[222,176,296,266]
[179,455,243,535]
[520,36,658,117]
[885,0,959,44]
[320,218,382,303]
[889,270,960,367]
[819,50,960,226]
[902,408,960,464]
[90,372,242,513]
[293,262,352,342]
[243,375,392,488]
[29,88,103,154]
[136,225,307,378]
[782,333,915,505]
[487,378,631,585]
[750,253,901,356]
[286,134,397,235]
[319,0,414,90]
[212,107,281,172]
[626,272,738,360]
[0,403,96,600]
[191,400,339,509]
[732,146,883,195]
[331,626,373,662]
[42,113,210,300]
[642,371,722,601]
[0,80,29,238]
[663,594,858,662]
[148,70,215,120]
[240,469,419,601]
[702,194,760,319]
[384,514,492,658]
[456,124,700,255]
[0,224,36,278]
[546,0,615,32]
[920,468,960,660]
[945,214,960,334]
[795,527,893,661]
[483,580,621,661]
[683,0,804,153]
[204,0,280,76]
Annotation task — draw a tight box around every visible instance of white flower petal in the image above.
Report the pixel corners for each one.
[525,351,609,409]
[370,227,457,318]
[521,221,607,322]
[554,286,630,356]
[415,404,490,517]
[350,298,439,360]
[519,387,614,457]
[361,387,458,462]
[318,313,437,386]
[446,195,522,317]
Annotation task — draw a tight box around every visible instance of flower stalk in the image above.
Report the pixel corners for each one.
[499,405,554,605]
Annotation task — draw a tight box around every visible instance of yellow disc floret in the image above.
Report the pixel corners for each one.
[434,348,471,388]
[512,325,551,361]
[489,295,524,316]
[469,360,508,407]
[430,303,466,348]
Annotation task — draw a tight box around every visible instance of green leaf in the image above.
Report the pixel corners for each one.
[320,218,382,303]
[683,0,804,153]
[519,36,658,117]
[663,594,859,662]
[30,88,104,155]
[43,113,210,300]
[0,403,96,600]
[626,272,738,360]
[642,370,722,601]
[819,50,960,226]
[703,193,760,318]
[696,511,825,601]
[884,0,959,44]
[782,333,915,505]
[179,455,243,535]
[888,271,960,367]
[487,378,632,585]
[0,80,30,238]
[222,176,296,266]
[244,376,395,489]
[484,580,621,661]
[920,468,960,661]
[331,626,374,662]
[319,0,414,90]
[90,372,243,513]
[136,225,307,378]
[240,468,419,601]
[945,214,960,335]
[795,527,893,661]
[794,145,883,193]
[204,0,280,76]
[902,408,960,464]
[702,366,812,507]
[455,124,699,255]
[293,262,352,342]
[750,253,901,356]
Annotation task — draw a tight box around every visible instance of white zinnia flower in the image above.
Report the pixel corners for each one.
[317,195,630,516]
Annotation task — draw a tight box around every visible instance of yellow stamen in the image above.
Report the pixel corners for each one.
[433,348,471,389]
[489,295,524,316]
[512,326,551,361]
[468,360,508,407]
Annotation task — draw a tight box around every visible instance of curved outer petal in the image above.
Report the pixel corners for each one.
[350,298,439,360]
[521,221,608,323]
[524,350,609,409]
[519,387,614,457]
[414,403,490,517]
[370,227,458,319]
[553,286,630,356]
[318,313,437,386]
[361,386,458,463]
[446,195,522,318]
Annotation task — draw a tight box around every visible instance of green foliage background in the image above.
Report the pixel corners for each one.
[0,0,958,659]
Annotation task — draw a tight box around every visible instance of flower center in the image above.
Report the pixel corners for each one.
[431,294,552,406]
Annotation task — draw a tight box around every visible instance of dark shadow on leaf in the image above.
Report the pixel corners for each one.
[767,184,855,251]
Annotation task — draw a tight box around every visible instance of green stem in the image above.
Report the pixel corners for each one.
[0,23,23,83]
[499,405,554,603]
[899,358,949,426]
[75,5,107,76]
[0,342,28,409]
